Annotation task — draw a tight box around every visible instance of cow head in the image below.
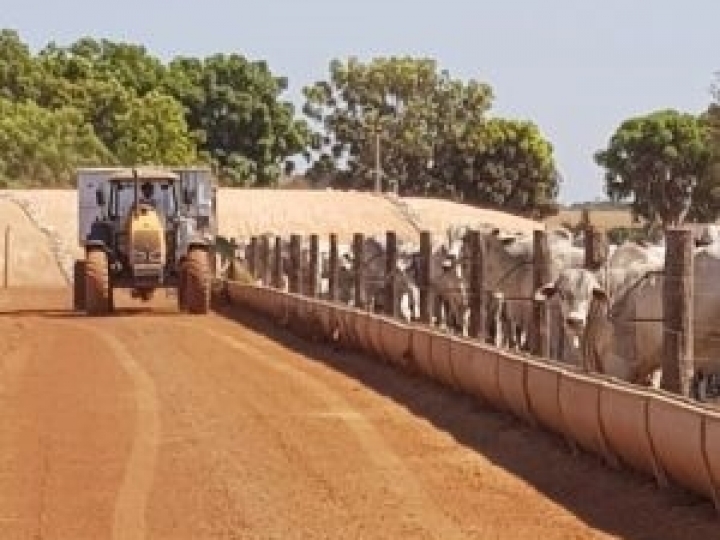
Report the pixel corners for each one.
[536,268,604,332]
[340,252,354,271]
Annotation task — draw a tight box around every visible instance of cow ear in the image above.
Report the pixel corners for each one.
[534,283,556,301]
[591,287,608,303]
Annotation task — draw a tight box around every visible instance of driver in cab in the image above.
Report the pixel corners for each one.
[139,181,158,208]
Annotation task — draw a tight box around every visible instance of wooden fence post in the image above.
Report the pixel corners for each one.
[353,233,366,308]
[467,230,486,340]
[329,233,339,302]
[661,228,694,396]
[584,225,608,271]
[385,231,398,317]
[252,236,262,281]
[227,237,237,280]
[309,234,319,298]
[3,226,10,289]
[260,235,271,286]
[419,231,432,324]
[247,236,257,278]
[273,236,283,289]
[531,230,551,357]
[290,234,302,294]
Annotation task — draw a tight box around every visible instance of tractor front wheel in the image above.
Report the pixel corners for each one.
[85,249,111,315]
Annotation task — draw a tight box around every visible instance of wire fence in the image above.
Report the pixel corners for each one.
[226,228,720,404]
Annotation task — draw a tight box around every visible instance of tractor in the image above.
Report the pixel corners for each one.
[73,166,217,315]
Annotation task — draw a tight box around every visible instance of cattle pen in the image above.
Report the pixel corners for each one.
[218,225,720,514]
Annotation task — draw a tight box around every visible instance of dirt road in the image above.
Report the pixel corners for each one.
[0,289,716,540]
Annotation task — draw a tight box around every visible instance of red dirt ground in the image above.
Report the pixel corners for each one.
[0,288,717,539]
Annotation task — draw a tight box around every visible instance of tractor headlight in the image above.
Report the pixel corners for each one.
[133,251,147,263]
[149,251,162,263]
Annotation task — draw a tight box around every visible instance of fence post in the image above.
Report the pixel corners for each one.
[385,231,398,317]
[273,236,283,289]
[584,225,608,271]
[252,236,262,281]
[309,234,319,298]
[247,236,257,278]
[661,228,694,396]
[467,230,486,340]
[531,230,551,357]
[226,237,237,280]
[290,234,302,294]
[3,226,10,289]
[419,231,432,324]
[260,235,271,286]
[329,233,339,302]
[255,236,264,282]
[353,233,366,309]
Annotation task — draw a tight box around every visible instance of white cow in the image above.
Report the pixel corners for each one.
[544,243,720,386]
[483,227,585,350]
[537,241,665,369]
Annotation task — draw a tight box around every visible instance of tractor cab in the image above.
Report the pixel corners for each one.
[99,168,180,224]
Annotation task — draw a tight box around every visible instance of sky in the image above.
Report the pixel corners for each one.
[4,0,720,203]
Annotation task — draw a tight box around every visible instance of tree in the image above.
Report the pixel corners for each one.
[697,79,720,222]
[449,118,560,215]
[113,91,198,166]
[165,54,310,186]
[38,37,165,97]
[0,98,112,187]
[595,110,711,227]
[36,39,164,154]
[303,56,493,193]
[0,29,41,102]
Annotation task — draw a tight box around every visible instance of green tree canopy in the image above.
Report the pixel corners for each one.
[165,54,310,186]
[449,118,560,214]
[595,110,711,227]
[0,29,41,102]
[303,56,494,193]
[0,30,308,187]
[303,56,558,215]
[0,98,112,187]
[114,91,198,166]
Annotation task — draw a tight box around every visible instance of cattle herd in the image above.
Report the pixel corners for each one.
[223,222,720,403]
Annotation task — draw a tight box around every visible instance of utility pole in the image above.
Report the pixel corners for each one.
[374,127,382,193]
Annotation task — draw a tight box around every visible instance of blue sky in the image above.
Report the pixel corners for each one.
[5,0,719,202]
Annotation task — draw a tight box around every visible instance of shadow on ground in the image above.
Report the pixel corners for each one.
[212,298,719,540]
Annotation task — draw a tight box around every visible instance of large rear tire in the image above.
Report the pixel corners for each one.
[73,260,86,311]
[85,249,111,315]
[177,264,187,312]
[185,248,210,314]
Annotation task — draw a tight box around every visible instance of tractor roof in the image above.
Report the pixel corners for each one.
[109,168,180,182]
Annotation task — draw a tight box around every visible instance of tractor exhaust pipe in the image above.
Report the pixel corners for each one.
[133,167,139,215]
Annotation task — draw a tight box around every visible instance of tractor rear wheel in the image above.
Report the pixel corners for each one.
[185,247,210,314]
[177,263,187,312]
[73,260,86,311]
[85,249,111,315]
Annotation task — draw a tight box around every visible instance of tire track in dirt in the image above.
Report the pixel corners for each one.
[190,319,467,540]
[68,322,161,540]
